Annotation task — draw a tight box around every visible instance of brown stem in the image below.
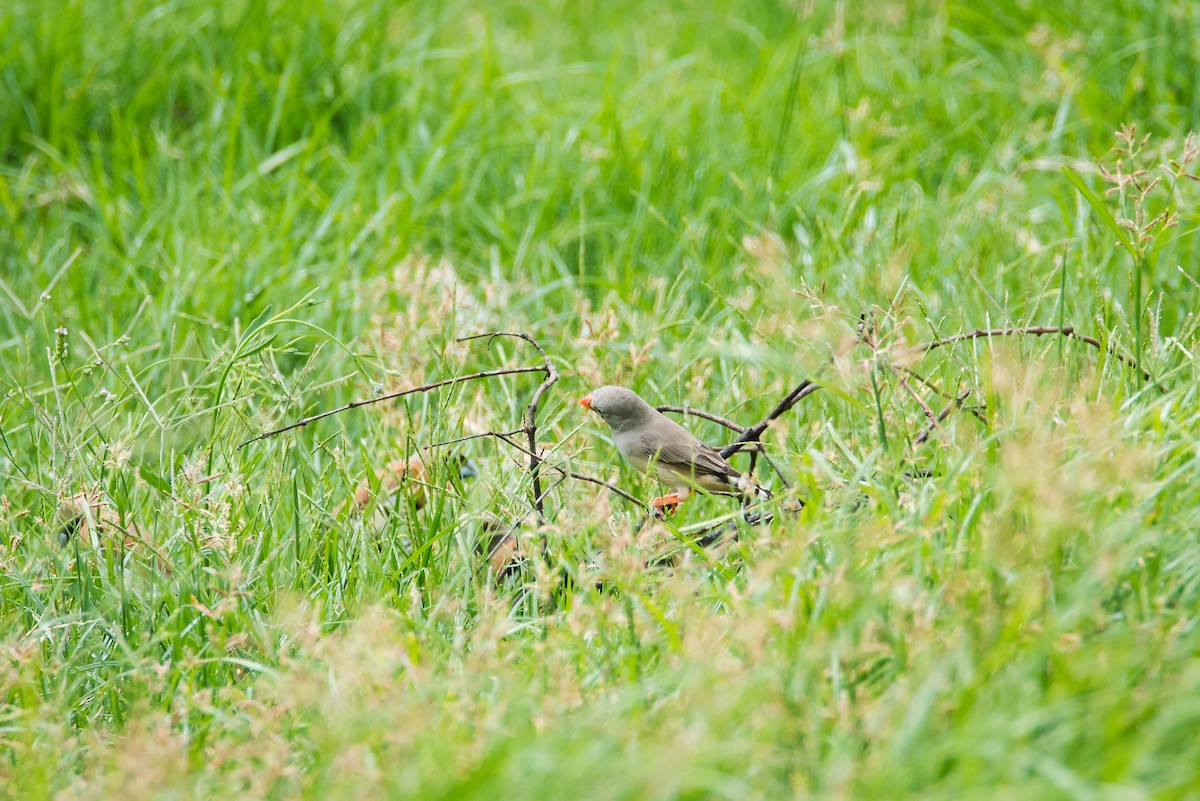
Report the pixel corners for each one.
[893,364,989,427]
[914,325,1157,385]
[457,332,558,521]
[895,364,952,400]
[752,449,792,490]
[424,429,528,449]
[429,423,649,511]
[487,432,649,511]
[656,405,747,433]
[566,470,647,509]
[913,388,973,446]
[238,365,545,448]
[897,373,939,430]
[719,380,821,459]
[660,405,795,488]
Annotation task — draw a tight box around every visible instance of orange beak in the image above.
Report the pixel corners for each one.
[578,394,593,411]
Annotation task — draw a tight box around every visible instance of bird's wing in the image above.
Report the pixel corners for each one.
[636,417,740,485]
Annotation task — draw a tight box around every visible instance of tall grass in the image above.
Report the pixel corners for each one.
[2,0,1199,798]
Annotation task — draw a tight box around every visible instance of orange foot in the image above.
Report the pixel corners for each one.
[651,493,684,519]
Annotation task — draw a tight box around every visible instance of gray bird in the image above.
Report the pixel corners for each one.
[579,385,769,512]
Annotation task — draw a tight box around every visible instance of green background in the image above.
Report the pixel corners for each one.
[2,1,1199,798]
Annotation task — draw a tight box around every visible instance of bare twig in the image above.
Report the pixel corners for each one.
[914,325,1157,385]
[870,323,1160,448]
[482,471,573,578]
[486,431,649,510]
[719,380,821,459]
[965,404,990,425]
[662,405,796,489]
[238,365,544,448]
[913,388,973,446]
[694,521,741,548]
[242,330,560,522]
[897,372,940,432]
[457,332,558,520]
[891,364,989,428]
[431,425,649,512]
[425,429,528,449]
[895,364,952,400]
[566,470,647,509]
[657,405,747,433]
[752,449,793,490]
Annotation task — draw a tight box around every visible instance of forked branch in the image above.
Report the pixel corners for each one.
[239,331,559,521]
[719,380,821,459]
[913,388,974,446]
[457,332,558,520]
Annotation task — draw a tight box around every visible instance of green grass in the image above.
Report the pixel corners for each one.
[2,0,1200,798]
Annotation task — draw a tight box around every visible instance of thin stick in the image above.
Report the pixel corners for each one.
[238,365,544,448]
[567,470,646,509]
[897,373,939,429]
[507,473,569,542]
[488,432,648,510]
[695,521,741,548]
[657,405,747,433]
[914,325,1156,384]
[431,425,648,511]
[914,388,973,446]
[482,471,574,578]
[895,364,952,400]
[753,449,793,490]
[425,429,528,449]
[457,332,558,520]
[719,380,821,459]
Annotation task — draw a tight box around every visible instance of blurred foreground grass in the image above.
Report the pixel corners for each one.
[2,0,1200,798]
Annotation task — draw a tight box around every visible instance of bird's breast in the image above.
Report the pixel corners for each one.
[613,432,653,472]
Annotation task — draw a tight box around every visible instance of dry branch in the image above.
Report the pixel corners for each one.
[913,388,973,446]
[566,470,647,509]
[240,331,560,523]
[719,380,821,459]
[487,431,648,510]
[457,332,558,520]
[914,325,1157,385]
[424,429,528,449]
[657,405,747,433]
[427,428,647,511]
[861,322,1157,451]
[897,373,940,432]
[238,365,545,448]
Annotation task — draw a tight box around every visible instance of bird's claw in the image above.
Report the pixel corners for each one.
[651,493,682,519]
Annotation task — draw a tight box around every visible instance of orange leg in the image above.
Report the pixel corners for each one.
[651,492,684,518]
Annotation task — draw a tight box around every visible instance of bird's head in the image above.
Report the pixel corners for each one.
[578,385,654,433]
